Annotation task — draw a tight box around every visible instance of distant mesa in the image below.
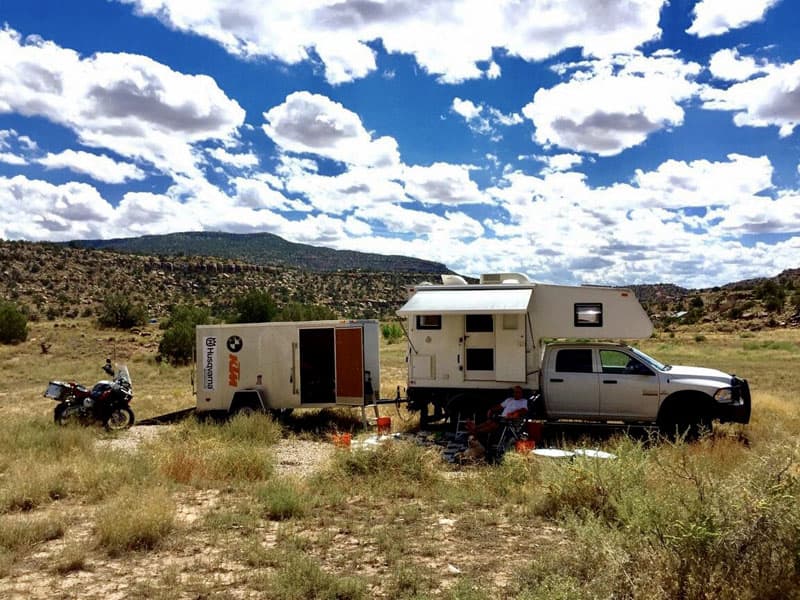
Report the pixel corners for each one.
[65,231,453,275]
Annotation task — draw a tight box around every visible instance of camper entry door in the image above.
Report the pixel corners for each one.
[463,314,495,381]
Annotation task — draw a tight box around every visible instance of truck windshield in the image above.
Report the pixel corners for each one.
[629,347,669,371]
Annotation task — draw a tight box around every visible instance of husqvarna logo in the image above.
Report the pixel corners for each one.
[203,337,217,391]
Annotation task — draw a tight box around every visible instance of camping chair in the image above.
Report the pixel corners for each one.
[491,393,542,457]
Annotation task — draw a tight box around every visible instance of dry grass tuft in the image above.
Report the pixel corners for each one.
[95,485,175,555]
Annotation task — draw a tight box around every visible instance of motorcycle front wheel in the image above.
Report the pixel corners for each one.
[105,407,134,431]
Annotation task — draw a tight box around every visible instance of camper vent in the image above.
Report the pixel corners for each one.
[441,274,468,285]
[479,272,531,284]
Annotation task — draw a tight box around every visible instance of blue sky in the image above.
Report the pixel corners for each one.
[1,0,799,288]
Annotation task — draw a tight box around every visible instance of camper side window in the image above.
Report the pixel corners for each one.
[574,303,603,327]
[416,315,441,330]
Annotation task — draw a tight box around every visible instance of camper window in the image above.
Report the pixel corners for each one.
[416,315,442,330]
[465,314,494,332]
[466,348,494,371]
[574,303,603,327]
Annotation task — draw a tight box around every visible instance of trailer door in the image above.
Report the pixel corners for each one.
[335,327,365,405]
[299,328,336,404]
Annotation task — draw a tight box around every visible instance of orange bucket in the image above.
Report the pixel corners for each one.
[376,416,391,434]
[332,432,351,448]
[515,439,536,453]
[525,421,543,443]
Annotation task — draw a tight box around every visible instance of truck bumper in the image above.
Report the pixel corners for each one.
[717,377,751,424]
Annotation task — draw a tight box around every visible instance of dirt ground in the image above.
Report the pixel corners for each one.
[0,425,555,600]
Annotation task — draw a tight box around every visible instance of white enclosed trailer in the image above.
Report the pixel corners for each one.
[396,273,653,423]
[195,320,380,417]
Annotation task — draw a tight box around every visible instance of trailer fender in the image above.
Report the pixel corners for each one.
[230,389,267,415]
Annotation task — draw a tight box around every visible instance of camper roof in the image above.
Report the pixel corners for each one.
[396,288,533,316]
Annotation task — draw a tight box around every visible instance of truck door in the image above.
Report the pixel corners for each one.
[544,348,599,418]
[334,326,365,405]
[597,349,659,420]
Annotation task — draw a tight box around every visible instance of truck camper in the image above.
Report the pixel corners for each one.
[397,273,750,433]
[195,320,380,419]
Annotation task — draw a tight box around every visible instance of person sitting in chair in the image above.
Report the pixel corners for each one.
[466,385,528,436]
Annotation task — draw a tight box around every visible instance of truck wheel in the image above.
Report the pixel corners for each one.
[659,411,707,441]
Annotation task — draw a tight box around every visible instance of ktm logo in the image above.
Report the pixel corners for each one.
[228,354,240,387]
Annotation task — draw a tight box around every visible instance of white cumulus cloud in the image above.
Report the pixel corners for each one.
[118,0,666,84]
[37,149,146,184]
[0,27,245,178]
[702,59,800,137]
[523,53,701,156]
[687,0,779,38]
[263,91,400,168]
[708,48,762,81]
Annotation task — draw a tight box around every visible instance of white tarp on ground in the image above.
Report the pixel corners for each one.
[397,288,533,315]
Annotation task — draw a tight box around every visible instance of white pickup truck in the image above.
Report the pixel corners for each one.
[538,342,751,435]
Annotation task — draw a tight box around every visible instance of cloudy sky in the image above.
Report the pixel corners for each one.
[1,0,799,287]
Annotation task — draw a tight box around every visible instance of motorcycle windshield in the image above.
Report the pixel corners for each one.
[116,365,131,387]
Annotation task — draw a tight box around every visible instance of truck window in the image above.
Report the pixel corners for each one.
[555,349,593,373]
[574,303,603,327]
[600,349,652,375]
[465,314,493,332]
[599,350,630,373]
[416,315,441,330]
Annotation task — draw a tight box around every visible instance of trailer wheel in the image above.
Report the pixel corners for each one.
[231,404,257,418]
[229,390,266,418]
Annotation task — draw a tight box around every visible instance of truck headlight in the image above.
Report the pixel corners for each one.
[714,388,733,403]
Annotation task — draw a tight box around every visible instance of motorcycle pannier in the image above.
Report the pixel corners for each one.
[44,382,71,401]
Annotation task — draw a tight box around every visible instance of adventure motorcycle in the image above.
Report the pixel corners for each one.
[44,360,135,430]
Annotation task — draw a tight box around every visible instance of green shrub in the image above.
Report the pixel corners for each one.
[319,441,442,499]
[0,300,28,344]
[276,302,336,321]
[158,304,210,364]
[381,322,404,344]
[256,478,310,520]
[235,290,277,323]
[97,293,147,329]
[764,295,785,312]
[254,549,367,599]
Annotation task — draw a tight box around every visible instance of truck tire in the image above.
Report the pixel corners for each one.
[657,395,711,441]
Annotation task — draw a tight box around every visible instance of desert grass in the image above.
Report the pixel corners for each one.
[94,484,175,555]
[151,413,279,486]
[0,320,799,598]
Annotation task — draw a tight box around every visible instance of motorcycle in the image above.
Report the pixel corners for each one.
[44,359,135,430]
